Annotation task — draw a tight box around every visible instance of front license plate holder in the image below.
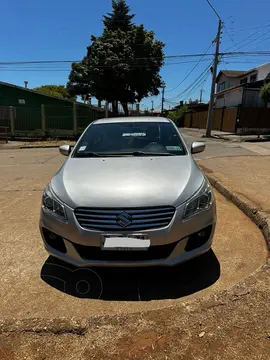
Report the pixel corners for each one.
[101,234,150,251]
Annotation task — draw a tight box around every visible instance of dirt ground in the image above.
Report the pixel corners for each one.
[0,148,267,320]
[0,148,269,359]
[0,263,269,360]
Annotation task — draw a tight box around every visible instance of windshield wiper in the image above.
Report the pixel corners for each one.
[119,151,175,156]
[75,151,101,158]
[75,151,176,157]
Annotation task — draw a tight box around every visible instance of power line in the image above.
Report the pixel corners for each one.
[223,24,250,63]
[0,59,221,72]
[185,72,211,99]
[248,35,270,51]
[0,55,215,65]
[236,22,270,32]
[0,59,215,70]
[166,42,213,92]
[205,0,221,20]
[1,51,270,66]
[166,62,212,101]
[236,29,270,51]
[224,23,270,52]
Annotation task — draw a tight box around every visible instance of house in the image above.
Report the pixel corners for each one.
[215,63,270,108]
[0,80,103,109]
[0,81,104,136]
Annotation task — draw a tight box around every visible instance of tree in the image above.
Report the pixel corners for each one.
[103,0,134,31]
[260,83,270,105]
[188,98,199,104]
[33,85,76,101]
[168,105,189,126]
[67,0,165,116]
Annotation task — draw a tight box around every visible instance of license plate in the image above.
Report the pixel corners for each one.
[101,234,150,251]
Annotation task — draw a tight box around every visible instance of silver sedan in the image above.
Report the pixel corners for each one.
[40,117,216,267]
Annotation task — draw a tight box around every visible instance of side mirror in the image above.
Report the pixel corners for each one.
[59,145,71,156]
[191,141,205,154]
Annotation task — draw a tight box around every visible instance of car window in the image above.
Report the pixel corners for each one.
[73,121,186,156]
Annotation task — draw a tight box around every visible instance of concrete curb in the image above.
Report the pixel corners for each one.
[0,144,74,150]
[0,145,22,150]
[204,172,270,251]
[20,145,61,149]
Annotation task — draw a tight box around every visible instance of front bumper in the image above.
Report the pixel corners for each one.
[39,200,216,267]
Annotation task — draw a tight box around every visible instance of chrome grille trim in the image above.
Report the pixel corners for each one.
[74,206,175,231]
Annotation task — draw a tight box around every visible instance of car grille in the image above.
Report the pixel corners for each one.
[74,206,175,231]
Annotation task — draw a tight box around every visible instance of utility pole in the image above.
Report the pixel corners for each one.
[151,101,154,114]
[206,19,222,137]
[200,89,203,104]
[200,79,207,103]
[161,86,165,115]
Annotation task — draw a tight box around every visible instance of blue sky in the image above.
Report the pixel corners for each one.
[2,0,270,109]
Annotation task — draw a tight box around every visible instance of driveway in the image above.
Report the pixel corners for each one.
[0,147,267,320]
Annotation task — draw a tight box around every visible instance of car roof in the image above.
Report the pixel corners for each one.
[94,116,171,125]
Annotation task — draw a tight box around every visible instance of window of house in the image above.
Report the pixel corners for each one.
[240,78,248,85]
[250,74,257,82]
[218,82,225,92]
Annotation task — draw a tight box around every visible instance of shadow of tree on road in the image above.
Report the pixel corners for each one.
[40,250,220,301]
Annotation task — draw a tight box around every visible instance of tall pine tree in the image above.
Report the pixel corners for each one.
[67,0,165,116]
[103,0,135,31]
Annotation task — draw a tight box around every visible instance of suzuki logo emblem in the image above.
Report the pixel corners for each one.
[116,211,132,228]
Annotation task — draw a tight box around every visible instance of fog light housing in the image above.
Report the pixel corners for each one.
[42,228,67,253]
[185,226,212,252]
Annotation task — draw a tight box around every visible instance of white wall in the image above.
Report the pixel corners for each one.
[216,74,241,92]
[239,71,256,83]
[215,87,243,108]
[257,63,270,81]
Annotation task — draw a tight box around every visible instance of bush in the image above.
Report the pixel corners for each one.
[260,83,270,104]
[168,105,189,127]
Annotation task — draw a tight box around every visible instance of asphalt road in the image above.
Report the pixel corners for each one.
[0,146,267,320]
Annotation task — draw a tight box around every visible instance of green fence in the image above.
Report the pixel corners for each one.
[0,103,105,137]
[15,107,42,132]
[0,107,9,129]
[77,105,103,129]
[46,106,73,131]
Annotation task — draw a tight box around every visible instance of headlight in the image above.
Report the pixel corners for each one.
[183,180,212,219]
[42,184,67,221]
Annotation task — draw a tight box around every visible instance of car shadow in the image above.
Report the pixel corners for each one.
[40,250,220,301]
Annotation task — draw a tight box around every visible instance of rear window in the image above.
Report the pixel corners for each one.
[73,121,186,156]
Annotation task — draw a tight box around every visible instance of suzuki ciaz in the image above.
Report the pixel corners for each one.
[40,117,216,267]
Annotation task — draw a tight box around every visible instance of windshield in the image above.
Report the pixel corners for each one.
[73,121,187,157]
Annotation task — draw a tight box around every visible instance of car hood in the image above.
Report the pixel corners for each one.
[51,156,204,209]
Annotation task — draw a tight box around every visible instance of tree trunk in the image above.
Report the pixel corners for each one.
[98,99,102,108]
[112,101,118,117]
[121,102,129,116]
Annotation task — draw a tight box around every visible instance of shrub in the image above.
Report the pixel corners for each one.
[168,105,189,126]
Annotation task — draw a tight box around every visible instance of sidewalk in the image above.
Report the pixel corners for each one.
[199,155,270,216]
[0,140,75,150]
[180,127,270,143]
[199,155,270,251]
